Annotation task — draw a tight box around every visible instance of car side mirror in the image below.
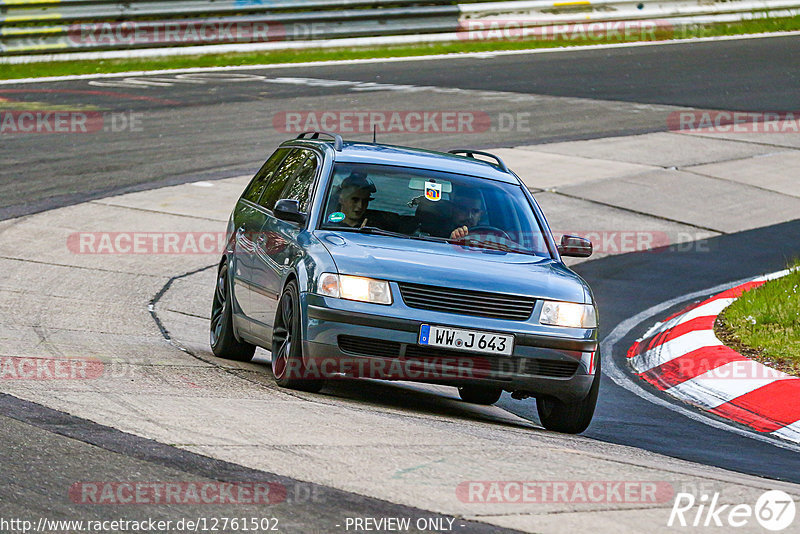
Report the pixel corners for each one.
[274,199,306,225]
[558,234,593,258]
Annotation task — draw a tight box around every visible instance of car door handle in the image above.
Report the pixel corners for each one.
[236,226,257,252]
[236,226,250,244]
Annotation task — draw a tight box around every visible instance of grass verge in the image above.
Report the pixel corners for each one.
[1,15,800,80]
[716,262,800,377]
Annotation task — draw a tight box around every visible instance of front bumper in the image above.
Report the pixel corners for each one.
[302,293,598,402]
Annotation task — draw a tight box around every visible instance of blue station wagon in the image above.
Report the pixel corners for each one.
[210,132,599,433]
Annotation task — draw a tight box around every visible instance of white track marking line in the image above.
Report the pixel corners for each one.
[629,330,723,374]
[672,297,736,325]
[773,420,800,442]
[753,268,793,281]
[666,361,792,409]
[642,297,736,339]
[2,31,800,85]
[601,272,800,453]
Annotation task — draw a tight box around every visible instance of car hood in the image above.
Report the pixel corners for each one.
[315,230,588,303]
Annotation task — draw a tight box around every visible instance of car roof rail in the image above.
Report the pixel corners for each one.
[448,149,509,173]
[296,131,343,151]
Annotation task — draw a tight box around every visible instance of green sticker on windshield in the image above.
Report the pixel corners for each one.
[328,212,346,223]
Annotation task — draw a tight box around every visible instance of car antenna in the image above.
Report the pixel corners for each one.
[373,125,377,144]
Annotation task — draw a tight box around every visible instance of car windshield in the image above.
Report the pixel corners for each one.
[318,162,552,257]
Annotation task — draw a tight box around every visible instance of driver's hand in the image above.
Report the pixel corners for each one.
[450,226,469,240]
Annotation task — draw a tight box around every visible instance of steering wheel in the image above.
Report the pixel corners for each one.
[461,225,511,241]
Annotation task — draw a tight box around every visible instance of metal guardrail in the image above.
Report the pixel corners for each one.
[0,0,468,23]
[1,0,798,56]
[1,0,465,55]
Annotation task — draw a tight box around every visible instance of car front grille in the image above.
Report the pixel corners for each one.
[525,359,580,378]
[404,345,578,378]
[337,335,578,379]
[397,282,536,321]
[338,335,401,358]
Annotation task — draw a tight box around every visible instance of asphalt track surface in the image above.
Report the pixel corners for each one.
[1,35,800,527]
[314,36,800,111]
[3,34,800,219]
[506,220,800,483]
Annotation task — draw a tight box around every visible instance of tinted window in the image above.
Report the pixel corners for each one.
[280,152,318,212]
[241,148,289,204]
[258,149,308,210]
[320,163,550,257]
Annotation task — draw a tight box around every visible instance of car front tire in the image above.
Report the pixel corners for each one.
[536,358,600,434]
[271,280,325,393]
[210,260,256,362]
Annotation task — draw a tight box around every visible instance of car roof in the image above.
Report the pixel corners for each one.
[282,139,521,185]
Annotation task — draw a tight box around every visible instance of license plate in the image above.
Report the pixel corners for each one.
[418,324,514,356]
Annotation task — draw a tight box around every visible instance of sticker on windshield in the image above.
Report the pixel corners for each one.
[328,212,346,223]
[425,181,442,202]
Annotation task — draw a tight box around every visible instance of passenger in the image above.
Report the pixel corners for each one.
[333,172,376,228]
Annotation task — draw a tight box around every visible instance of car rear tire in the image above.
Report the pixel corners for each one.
[458,385,503,405]
[210,260,256,362]
[271,280,325,393]
[536,358,600,434]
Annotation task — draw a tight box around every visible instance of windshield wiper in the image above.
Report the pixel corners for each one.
[328,226,455,244]
[462,240,514,252]
[454,239,537,256]
[332,226,412,240]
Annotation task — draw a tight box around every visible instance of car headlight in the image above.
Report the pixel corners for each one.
[539,300,597,328]
[317,273,392,305]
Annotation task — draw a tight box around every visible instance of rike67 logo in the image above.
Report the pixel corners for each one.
[669,490,796,531]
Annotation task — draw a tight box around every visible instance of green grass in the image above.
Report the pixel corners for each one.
[718,262,800,376]
[1,14,800,80]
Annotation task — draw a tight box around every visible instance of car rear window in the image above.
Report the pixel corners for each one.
[241,148,290,204]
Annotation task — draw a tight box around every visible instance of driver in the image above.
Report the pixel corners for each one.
[334,172,376,228]
[449,188,484,240]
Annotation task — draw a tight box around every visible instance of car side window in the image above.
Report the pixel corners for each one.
[280,152,318,213]
[241,148,290,204]
[258,149,309,210]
